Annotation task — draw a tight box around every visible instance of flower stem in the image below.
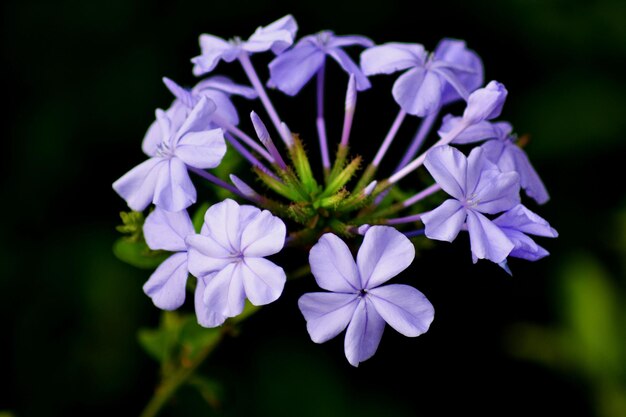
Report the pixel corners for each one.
[372,109,406,167]
[316,64,330,178]
[395,108,439,172]
[238,53,291,146]
[189,167,246,199]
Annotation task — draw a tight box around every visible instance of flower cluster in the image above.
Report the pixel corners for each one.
[113,15,557,366]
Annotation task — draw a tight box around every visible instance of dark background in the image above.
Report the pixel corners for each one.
[2,0,625,416]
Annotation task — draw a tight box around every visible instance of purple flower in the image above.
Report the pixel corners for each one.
[462,80,508,125]
[143,77,257,156]
[186,199,287,322]
[113,97,227,212]
[268,31,373,96]
[422,145,520,263]
[440,116,549,204]
[192,15,298,76]
[298,226,434,367]
[360,39,482,116]
[143,208,226,327]
[493,204,558,261]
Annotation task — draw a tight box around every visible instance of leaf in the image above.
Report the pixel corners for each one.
[112,238,169,269]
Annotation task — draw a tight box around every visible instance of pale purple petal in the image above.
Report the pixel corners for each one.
[327,35,374,48]
[392,67,442,116]
[174,97,217,144]
[344,298,386,367]
[186,234,235,277]
[327,48,371,91]
[466,210,514,263]
[298,292,359,343]
[424,145,467,200]
[192,34,234,76]
[195,274,227,328]
[240,210,286,257]
[240,257,286,306]
[445,117,499,144]
[368,284,434,337]
[162,77,195,108]
[434,39,484,105]
[309,233,360,292]
[113,157,167,211]
[360,43,426,75]
[193,75,257,99]
[174,128,226,169]
[143,252,189,310]
[422,199,467,242]
[463,81,508,124]
[197,90,240,126]
[201,199,246,252]
[153,157,196,212]
[203,262,246,317]
[493,204,558,238]
[472,168,521,214]
[143,101,186,156]
[244,15,298,54]
[143,207,194,252]
[357,226,415,289]
[268,44,325,96]
[500,228,549,261]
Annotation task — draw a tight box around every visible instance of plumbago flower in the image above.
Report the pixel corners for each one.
[299,226,434,367]
[113,15,557,413]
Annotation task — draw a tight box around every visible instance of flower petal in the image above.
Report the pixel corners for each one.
[504,229,550,261]
[422,199,467,242]
[203,262,246,318]
[191,34,233,76]
[472,168,521,214]
[466,210,514,263]
[298,292,359,343]
[245,14,298,54]
[194,274,227,328]
[434,39,484,105]
[309,233,360,292]
[175,128,227,169]
[113,157,167,212]
[357,226,415,289]
[424,145,467,200]
[240,210,286,257]
[143,207,194,252]
[327,35,374,49]
[360,43,426,75]
[241,257,286,306]
[143,252,189,310]
[268,44,325,96]
[344,298,386,367]
[202,199,246,252]
[174,97,217,143]
[186,234,235,277]
[443,116,499,145]
[193,75,258,99]
[368,284,434,337]
[198,90,240,126]
[153,157,196,212]
[462,80,508,124]
[493,204,558,238]
[327,48,371,91]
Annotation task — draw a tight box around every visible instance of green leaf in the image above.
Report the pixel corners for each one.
[112,238,169,269]
[188,375,223,409]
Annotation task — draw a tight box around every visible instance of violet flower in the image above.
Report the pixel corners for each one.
[186,199,287,322]
[422,145,520,263]
[192,15,298,76]
[113,97,227,212]
[299,226,434,367]
[360,39,482,116]
[143,208,227,327]
[440,116,550,204]
[493,204,558,261]
[268,31,373,96]
[143,76,257,156]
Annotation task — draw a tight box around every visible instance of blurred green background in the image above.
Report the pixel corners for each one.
[2,0,625,416]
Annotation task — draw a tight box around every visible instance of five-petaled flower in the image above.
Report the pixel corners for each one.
[298,226,434,367]
[422,145,520,263]
[186,199,287,325]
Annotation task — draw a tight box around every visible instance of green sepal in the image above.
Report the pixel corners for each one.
[321,156,361,198]
[116,211,145,241]
[326,144,349,186]
[254,167,303,201]
[286,202,317,225]
[316,188,349,210]
[288,135,318,194]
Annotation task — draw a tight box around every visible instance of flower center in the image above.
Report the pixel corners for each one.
[358,288,368,297]
[464,193,479,208]
[155,141,174,158]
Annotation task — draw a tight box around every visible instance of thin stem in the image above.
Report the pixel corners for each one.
[340,75,357,147]
[403,229,425,238]
[395,108,439,172]
[387,120,468,185]
[189,167,247,200]
[386,212,424,225]
[316,64,330,175]
[224,133,277,180]
[139,329,226,417]
[213,115,274,163]
[402,183,441,207]
[372,109,407,167]
[238,53,291,146]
